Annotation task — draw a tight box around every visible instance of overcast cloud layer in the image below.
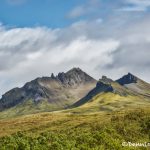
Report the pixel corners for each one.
[0,0,150,96]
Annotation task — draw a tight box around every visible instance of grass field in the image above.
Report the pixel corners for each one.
[0,92,150,150]
[0,107,150,150]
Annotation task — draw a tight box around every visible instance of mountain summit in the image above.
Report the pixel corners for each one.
[116,73,137,85]
[56,67,95,86]
[116,73,150,96]
[0,68,96,113]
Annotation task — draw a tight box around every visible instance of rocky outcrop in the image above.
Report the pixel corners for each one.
[116,73,137,85]
[99,76,113,84]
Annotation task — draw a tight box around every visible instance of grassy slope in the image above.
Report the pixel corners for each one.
[136,79,150,94]
[66,92,150,114]
[0,98,72,119]
[68,79,150,115]
[0,108,150,150]
[125,79,150,96]
[1,92,150,119]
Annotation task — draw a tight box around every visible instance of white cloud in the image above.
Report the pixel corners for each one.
[120,0,150,11]
[68,6,86,18]
[67,0,100,18]
[128,0,150,6]
[102,16,150,81]
[0,23,120,96]
[0,13,150,96]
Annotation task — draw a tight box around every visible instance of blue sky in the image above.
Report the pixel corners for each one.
[1,0,149,28]
[0,0,150,95]
[0,0,87,28]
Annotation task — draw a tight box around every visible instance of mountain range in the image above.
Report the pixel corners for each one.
[0,67,150,117]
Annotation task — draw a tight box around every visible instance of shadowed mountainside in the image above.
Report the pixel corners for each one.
[70,73,150,114]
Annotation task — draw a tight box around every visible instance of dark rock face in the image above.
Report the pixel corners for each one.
[96,76,114,92]
[116,73,137,85]
[0,68,96,111]
[23,80,48,102]
[96,81,113,93]
[0,88,26,110]
[73,76,114,107]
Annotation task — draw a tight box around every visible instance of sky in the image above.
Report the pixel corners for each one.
[0,0,150,96]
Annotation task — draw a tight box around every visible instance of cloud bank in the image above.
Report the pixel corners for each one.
[0,14,150,96]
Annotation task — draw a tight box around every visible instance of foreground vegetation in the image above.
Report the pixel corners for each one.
[0,108,150,150]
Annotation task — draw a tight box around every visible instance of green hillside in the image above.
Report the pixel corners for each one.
[0,108,150,150]
[67,92,150,114]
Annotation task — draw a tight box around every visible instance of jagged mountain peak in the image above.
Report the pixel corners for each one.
[99,76,114,84]
[66,67,89,78]
[24,67,96,87]
[67,67,82,73]
[23,67,96,91]
[0,67,97,111]
[56,67,96,86]
[95,76,114,92]
[116,72,137,85]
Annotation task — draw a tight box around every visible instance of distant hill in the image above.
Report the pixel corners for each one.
[0,68,97,115]
[0,69,150,118]
[70,73,150,114]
